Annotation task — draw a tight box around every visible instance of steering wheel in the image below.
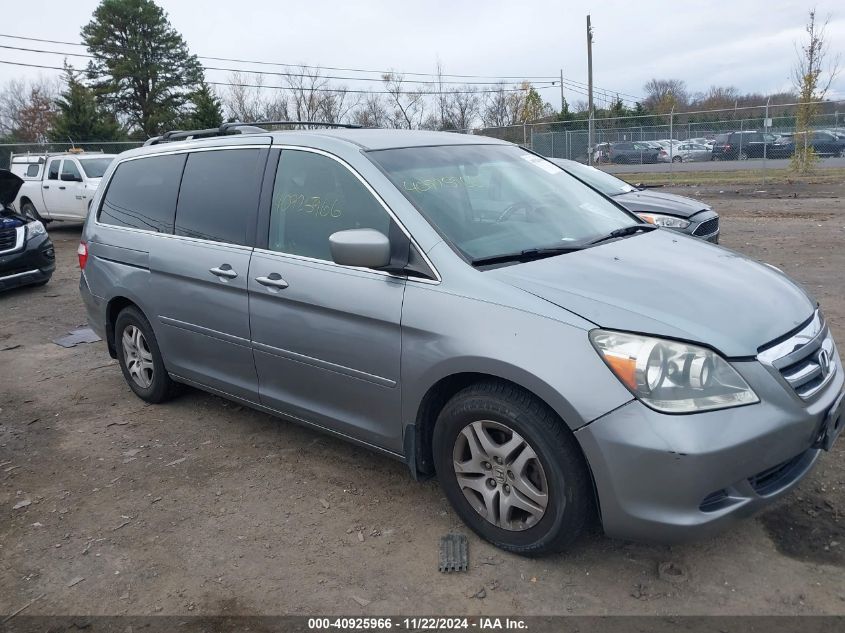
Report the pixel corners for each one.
[497,201,533,223]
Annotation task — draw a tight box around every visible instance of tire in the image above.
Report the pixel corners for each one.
[839,148,845,158]
[114,306,178,403]
[20,201,41,222]
[738,151,749,161]
[672,156,682,163]
[432,381,593,556]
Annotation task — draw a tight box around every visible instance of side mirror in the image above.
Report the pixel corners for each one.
[329,229,391,269]
[61,173,83,182]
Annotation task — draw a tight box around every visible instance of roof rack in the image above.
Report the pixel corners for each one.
[144,120,362,146]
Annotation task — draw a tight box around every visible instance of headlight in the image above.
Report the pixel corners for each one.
[590,330,759,413]
[636,213,690,229]
[26,220,46,239]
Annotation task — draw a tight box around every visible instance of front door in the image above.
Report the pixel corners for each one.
[249,148,405,452]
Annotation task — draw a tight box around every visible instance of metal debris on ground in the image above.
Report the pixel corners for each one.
[439,533,468,573]
[52,326,101,348]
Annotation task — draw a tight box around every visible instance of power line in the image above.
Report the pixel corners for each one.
[0,59,558,95]
[0,43,554,87]
[0,33,560,80]
[0,31,644,100]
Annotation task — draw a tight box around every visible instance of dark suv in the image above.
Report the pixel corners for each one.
[771,130,845,158]
[711,131,778,160]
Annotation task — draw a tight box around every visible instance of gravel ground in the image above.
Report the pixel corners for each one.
[1,182,844,617]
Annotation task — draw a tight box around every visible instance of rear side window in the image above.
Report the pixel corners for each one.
[99,154,186,233]
[26,164,39,177]
[174,149,265,245]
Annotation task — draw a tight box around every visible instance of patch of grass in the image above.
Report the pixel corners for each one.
[617,167,845,187]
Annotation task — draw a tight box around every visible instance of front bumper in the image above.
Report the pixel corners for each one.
[576,356,844,543]
[0,233,55,291]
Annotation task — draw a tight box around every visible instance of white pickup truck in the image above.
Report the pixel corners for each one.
[10,152,116,222]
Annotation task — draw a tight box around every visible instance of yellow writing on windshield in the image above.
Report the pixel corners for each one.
[403,175,483,193]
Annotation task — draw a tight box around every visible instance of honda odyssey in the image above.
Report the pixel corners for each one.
[79,125,844,555]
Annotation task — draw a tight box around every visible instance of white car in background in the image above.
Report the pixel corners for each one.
[11,152,116,222]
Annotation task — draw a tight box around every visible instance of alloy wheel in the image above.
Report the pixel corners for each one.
[452,420,549,531]
[122,325,154,388]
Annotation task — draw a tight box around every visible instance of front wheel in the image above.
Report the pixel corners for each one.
[433,381,593,556]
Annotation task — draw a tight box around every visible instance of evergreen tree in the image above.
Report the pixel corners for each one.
[82,0,203,137]
[50,66,123,142]
[188,80,224,129]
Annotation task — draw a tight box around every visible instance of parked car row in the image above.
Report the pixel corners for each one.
[593,128,845,163]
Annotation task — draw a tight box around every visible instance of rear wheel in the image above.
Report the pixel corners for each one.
[115,306,178,403]
[738,150,749,161]
[672,155,682,163]
[433,381,593,556]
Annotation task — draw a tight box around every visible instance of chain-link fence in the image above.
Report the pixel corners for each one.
[3,102,844,171]
[475,101,845,167]
[0,141,144,170]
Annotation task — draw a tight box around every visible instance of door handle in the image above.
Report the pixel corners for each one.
[43,185,49,189]
[255,273,289,290]
[209,265,238,280]
[59,186,66,190]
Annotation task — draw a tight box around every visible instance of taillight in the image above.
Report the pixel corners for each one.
[77,241,88,269]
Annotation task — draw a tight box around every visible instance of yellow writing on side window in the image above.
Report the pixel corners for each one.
[403,175,483,193]
[275,194,343,218]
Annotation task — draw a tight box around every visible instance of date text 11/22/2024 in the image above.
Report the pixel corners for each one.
[307,617,529,630]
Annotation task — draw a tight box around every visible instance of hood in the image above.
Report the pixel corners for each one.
[613,189,710,219]
[0,169,24,206]
[490,230,814,357]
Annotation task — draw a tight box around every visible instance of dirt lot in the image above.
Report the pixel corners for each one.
[1,181,845,617]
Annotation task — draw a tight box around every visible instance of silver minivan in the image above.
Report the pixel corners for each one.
[79,126,844,555]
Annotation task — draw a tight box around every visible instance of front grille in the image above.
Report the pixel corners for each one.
[693,217,719,236]
[0,227,16,251]
[758,311,838,400]
[748,451,808,495]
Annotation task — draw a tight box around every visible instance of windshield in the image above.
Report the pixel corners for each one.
[78,157,114,178]
[369,145,638,262]
[557,160,637,196]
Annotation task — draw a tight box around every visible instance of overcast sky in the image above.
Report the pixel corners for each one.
[1,0,843,108]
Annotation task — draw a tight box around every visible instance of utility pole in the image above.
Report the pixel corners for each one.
[559,69,565,112]
[587,15,594,165]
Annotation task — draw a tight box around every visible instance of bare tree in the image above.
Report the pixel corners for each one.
[222,72,273,122]
[791,9,841,173]
[352,94,389,128]
[442,86,481,131]
[382,72,426,129]
[642,78,688,113]
[0,76,60,141]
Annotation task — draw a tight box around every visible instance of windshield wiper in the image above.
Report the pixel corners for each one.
[471,245,583,267]
[588,223,657,245]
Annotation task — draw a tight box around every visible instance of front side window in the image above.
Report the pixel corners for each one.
[61,160,81,181]
[369,145,637,263]
[268,150,391,261]
[47,159,60,180]
[99,153,186,233]
[174,149,265,245]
